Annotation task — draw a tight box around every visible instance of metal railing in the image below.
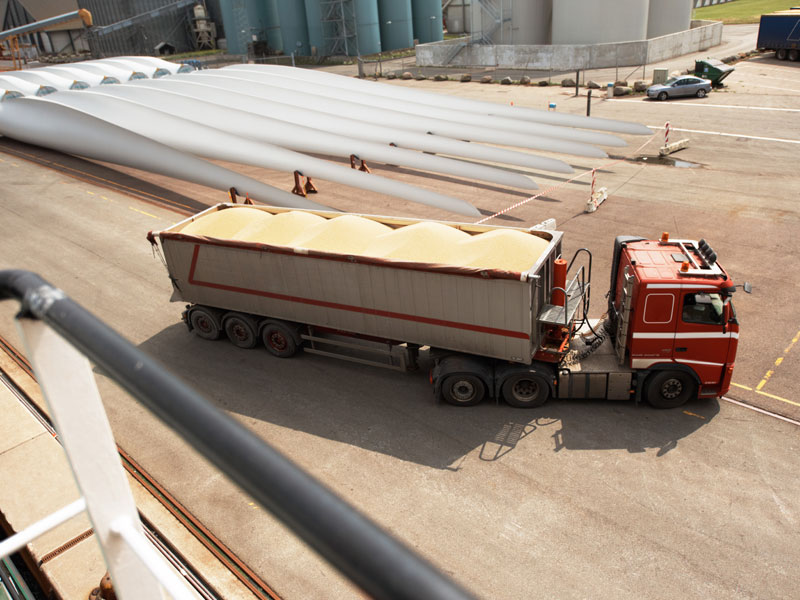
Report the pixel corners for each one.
[0,270,474,600]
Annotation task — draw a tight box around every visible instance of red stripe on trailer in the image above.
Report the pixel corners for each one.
[187,245,530,341]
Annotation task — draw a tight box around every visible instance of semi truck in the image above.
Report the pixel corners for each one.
[757,9,800,61]
[149,203,748,409]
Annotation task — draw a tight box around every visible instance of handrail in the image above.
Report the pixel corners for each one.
[0,270,474,600]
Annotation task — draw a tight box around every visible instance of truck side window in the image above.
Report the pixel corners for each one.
[682,293,723,325]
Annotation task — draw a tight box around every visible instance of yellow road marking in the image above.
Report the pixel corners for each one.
[683,411,706,420]
[129,206,158,219]
[755,390,800,408]
[86,190,95,195]
[755,329,800,392]
[756,371,773,390]
[731,382,752,391]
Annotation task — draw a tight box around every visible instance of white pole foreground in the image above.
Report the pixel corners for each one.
[0,497,86,560]
[110,517,197,600]
[15,317,174,600]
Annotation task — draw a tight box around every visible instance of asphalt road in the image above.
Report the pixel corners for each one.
[1,49,799,599]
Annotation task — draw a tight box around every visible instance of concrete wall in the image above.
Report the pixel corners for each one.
[416,19,722,70]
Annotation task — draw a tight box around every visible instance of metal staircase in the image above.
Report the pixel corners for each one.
[320,0,359,56]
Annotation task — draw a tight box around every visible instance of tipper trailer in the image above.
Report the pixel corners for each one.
[149,204,747,409]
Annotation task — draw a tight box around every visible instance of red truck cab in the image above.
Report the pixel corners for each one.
[610,235,742,407]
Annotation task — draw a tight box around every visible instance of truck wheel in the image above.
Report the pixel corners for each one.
[657,91,668,101]
[696,88,707,98]
[789,49,799,62]
[261,322,299,358]
[223,313,258,349]
[441,374,485,407]
[189,307,221,340]
[776,48,788,60]
[644,371,696,409]
[502,373,549,408]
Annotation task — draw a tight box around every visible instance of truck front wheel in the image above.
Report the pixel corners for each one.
[261,321,299,358]
[441,374,485,406]
[502,373,550,408]
[644,370,696,409]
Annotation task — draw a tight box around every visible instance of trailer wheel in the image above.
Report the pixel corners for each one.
[189,307,221,340]
[789,49,799,62]
[441,374,485,407]
[223,313,258,349]
[502,373,550,408]
[776,48,788,60]
[262,322,299,358]
[644,371,696,409]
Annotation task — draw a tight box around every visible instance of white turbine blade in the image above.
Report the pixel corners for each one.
[223,65,627,148]
[0,97,331,210]
[137,76,574,174]
[191,70,608,158]
[96,84,538,190]
[45,91,481,217]
[229,64,654,136]
[4,69,82,91]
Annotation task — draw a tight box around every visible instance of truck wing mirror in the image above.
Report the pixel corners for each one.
[743,282,752,294]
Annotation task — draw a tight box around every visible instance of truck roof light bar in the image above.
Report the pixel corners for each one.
[659,238,723,277]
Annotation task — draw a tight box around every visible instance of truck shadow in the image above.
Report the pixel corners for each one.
[138,324,719,471]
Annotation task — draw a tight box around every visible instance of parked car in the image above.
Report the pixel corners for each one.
[647,75,712,100]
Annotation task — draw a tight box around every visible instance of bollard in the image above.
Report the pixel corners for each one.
[586,89,592,116]
[606,82,614,99]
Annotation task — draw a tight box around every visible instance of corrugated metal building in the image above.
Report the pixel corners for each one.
[1,0,90,54]
[78,0,196,57]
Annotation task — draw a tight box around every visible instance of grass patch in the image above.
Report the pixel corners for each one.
[693,0,799,24]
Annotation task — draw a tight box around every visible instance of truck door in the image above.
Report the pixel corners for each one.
[674,291,731,391]
[629,289,678,368]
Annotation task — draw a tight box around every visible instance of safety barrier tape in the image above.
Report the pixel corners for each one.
[474,129,660,225]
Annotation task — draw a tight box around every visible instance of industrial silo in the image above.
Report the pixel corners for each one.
[443,1,471,34]
[377,0,413,51]
[219,0,275,55]
[304,0,326,55]
[510,0,551,44]
[411,0,443,44]
[552,0,649,44]
[647,0,692,39]
[276,0,311,55]
[355,0,382,55]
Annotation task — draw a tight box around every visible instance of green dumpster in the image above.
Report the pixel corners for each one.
[694,59,735,87]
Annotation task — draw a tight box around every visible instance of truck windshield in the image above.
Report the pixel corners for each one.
[682,292,723,325]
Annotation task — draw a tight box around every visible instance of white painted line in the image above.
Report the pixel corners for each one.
[721,396,800,427]
[647,125,800,145]
[743,73,800,84]
[756,84,800,94]
[736,63,800,76]
[609,99,800,112]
